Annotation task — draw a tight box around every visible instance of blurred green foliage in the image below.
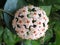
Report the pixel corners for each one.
[0,0,60,45]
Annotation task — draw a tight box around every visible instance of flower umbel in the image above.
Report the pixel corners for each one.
[12,5,49,40]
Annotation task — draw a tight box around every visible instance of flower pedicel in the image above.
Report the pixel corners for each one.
[12,5,49,40]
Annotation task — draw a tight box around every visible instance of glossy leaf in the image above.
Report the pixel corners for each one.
[23,40,40,45]
[3,28,20,45]
[31,40,40,45]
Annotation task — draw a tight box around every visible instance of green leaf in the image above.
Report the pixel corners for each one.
[23,40,40,45]
[40,6,51,16]
[17,0,27,9]
[0,26,3,42]
[25,0,60,5]
[52,4,60,12]
[44,29,53,42]
[44,0,60,5]
[3,28,20,45]
[31,40,40,45]
[54,4,60,10]
[23,40,32,45]
[55,0,60,4]
[48,10,60,45]
[54,21,60,45]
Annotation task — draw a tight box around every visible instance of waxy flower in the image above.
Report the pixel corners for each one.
[12,5,49,40]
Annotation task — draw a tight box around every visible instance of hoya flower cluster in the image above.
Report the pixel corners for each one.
[12,5,49,40]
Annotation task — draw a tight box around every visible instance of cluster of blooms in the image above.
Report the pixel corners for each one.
[12,5,49,40]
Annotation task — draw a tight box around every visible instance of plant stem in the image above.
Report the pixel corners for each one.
[0,9,14,17]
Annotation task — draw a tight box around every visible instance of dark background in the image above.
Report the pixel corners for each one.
[0,0,6,8]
